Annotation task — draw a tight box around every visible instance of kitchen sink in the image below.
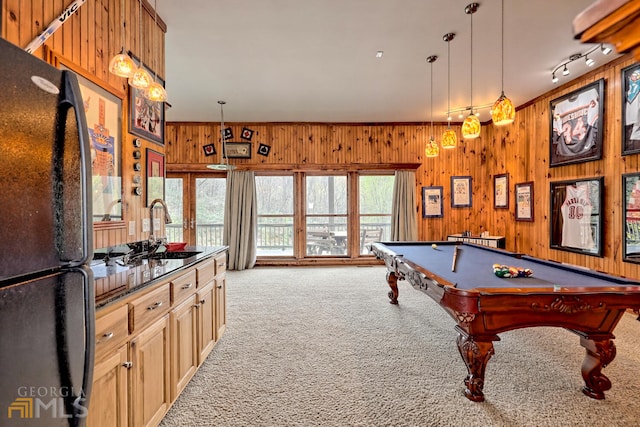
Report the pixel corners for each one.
[148,251,202,260]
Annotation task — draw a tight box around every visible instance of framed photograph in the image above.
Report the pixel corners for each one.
[550,78,604,167]
[129,60,165,145]
[224,142,252,159]
[494,173,509,209]
[146,149,165,207]
[550,177,603,257]
[622,63,640,155]
[422,186,443,218]
[515,182,534,222]
[49,51,124,226]
[622,173,640,263]
[451,176,472,208]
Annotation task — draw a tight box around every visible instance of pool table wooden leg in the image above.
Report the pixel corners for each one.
[578,334,616,400]
[386,271,399,304]
[455,328,497,402]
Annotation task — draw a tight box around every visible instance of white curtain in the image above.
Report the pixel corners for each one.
[223,170,257,270]
[390,170,418,241]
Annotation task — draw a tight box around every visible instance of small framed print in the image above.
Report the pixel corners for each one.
[422,186,443,218]
[203,143,216,156]
[494,173,509,209]
[622,63,640,155]
[451,176,472,208]
[257,143,271,156]
[223,142,251,159]
[146,149,165,207]
[515,182,534,222]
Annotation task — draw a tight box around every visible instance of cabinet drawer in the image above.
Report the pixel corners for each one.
[171,269,197,304]
[196,259,215,288]
[129,284,171,334]
[95,305,129,360]
[214,253,226,276]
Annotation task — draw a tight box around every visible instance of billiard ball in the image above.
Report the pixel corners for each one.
[432,243,437,249]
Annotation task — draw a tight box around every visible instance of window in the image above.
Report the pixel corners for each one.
[359,175,394,254]
[195,177,226,246]
[305,175,348,256]
[255,175,294,256]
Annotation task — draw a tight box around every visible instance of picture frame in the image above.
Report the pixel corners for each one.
[622,173,640,263]
[451,176,472,208]
[146,148,165,207]
[494,173,509,209]
[550,177,603,257]
[622,63,640,156]
[49,51,124,226]
[549,78,604,167]
[224,142,252,159]
[422,186,443,218]
[515,182,534,222]
[129,58,165,145]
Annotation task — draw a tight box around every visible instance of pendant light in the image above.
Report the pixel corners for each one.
[128,0,152,90]
[461,3,481,140]
[207,101,236,171]
[441,32,457,149]
[109,0,136,78]
[425,55,439,158]
[491,0,515,126]
[144,0,168,102]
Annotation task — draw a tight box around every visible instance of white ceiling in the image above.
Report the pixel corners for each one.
[156,0,618,124]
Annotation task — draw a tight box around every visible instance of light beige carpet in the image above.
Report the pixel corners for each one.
[160,266,640,427]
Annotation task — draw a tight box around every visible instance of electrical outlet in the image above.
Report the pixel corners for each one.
[142,218,150,232]
[129,220,136,236]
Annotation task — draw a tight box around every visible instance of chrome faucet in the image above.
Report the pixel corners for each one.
[149,198,173,244]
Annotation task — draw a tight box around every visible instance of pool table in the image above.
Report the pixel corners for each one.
[370,241,640,402]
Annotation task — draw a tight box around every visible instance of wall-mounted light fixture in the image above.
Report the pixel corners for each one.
[551,43,612,84]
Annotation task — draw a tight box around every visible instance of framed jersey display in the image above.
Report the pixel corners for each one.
[550,177,603,257]
[549,79,604,167]
[622,173,640,263]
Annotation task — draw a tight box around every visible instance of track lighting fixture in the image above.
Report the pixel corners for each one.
[551,44,612,84]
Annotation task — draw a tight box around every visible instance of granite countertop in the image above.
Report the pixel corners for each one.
[91,245,227,309]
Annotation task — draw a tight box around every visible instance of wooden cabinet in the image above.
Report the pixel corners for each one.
[86,344,129,427]
[130,314,171,427]
[89,250,227,427]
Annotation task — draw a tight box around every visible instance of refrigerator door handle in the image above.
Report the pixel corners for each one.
[55,71,94,265]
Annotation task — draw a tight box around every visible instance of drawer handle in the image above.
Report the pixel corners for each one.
[102,332,114,340]
[200,299,206,305]
[147,301,163,310]
[122,361,133,369]
[181,283,193,290]
[217,263,225,268]
[193,303,201,309]
[216,285,223,289]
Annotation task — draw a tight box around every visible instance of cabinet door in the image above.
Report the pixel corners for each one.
[196,281,216,365]
[215,277,226,340]
[87,344,129,427]
[170,295,198,400]
[130,314,171,427]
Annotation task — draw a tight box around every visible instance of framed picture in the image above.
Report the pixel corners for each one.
[622,173,640,263]
[622,63,640,155]
[422,186,443,218]
[224,142,252,159]
[49,51,124,226]
[550,177,603,257]
[494,173,509,209]
[146,148,165,207]
[549,78,604,167]
[515,182,534,222]
[451,176,472,208]
[129,60,165,145]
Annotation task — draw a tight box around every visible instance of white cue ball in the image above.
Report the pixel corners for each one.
[432,243,437,249]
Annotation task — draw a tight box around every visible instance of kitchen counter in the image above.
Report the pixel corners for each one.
[91,245,227,308]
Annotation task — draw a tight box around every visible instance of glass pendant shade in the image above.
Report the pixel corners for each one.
[425,138,439,158]
[461,113,481,139]
[441,128,457,149]
[109,51,136,78]
[441,128,458,148]
[144,81,168,102]
[491,92,515,125]
[128,67,153,89]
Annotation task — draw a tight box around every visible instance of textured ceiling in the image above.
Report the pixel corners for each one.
[156,0,618,124]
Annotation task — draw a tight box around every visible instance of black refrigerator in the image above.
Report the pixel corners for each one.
[0,38,95,426]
